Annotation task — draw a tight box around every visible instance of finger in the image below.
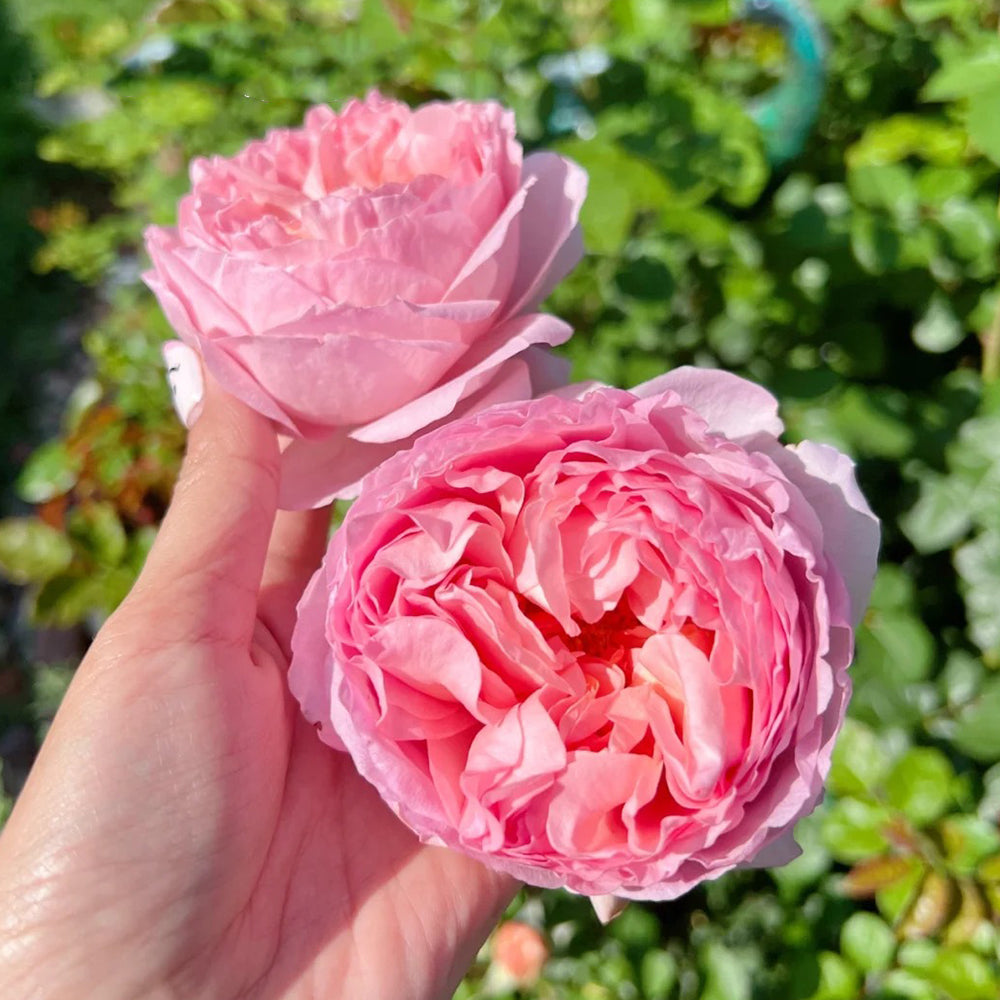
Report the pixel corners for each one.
[258,506,332,658]
[132,357,280,647]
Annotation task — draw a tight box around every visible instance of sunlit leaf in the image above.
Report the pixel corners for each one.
[0,517,74,584]
[16,441,81,504]
[886,748,956,827]
[840,912,896,972]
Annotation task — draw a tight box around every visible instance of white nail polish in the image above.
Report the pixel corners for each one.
[162,341,204,428]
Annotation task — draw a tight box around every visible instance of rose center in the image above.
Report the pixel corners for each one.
[523,595,715,678]
[565,598,655,667]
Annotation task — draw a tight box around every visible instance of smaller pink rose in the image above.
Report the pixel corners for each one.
[144,92,586,507]
[289,368,880,904]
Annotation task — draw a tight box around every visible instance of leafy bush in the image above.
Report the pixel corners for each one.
[0,0,96,824]
[0,1,83,504]
[3,0,1000,996]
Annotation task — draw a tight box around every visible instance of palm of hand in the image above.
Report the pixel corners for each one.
[0,396,513,1000]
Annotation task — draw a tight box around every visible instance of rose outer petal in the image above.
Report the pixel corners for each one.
[350,312,572,444]
[768,440,880,625]
[289,566,345,752]
[278,344,571,507]
[636,365,784,442]
[502,152,588,317]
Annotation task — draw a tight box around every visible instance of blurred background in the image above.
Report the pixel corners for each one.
[1,0,999,997]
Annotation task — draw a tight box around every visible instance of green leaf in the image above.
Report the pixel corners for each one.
[880,969,937,1000]
[640,950,678,1000]
[922,947,997,1000]
[32,574,105,628]
[900,472,972,553]
[867,610,935,675]
[950,677,1000,763]
[849,163,917,217]
[937,198,998,263]
[902,0,972,22]
[885,747,955,827]
[922,39,1000,101]
[876,858,928,923]
[0,517,73,584]
[614,256,676,302]
[822,798,892,863]
[699,942,751,1000]
[16,441,81,504]
[596,951,636,989]
[938,649,986,709]
[769,811,832,899]
[940,815,1000,876]
[126,526,158,574]
[840,912,896,973]
[153,0,229,23]
[851,606,935,727]
[67,502,127,566]
[608,905,660,949]
[806,952,859,1000]
[830,386,916,460]
[949,410,1000,480]
[32,662,74,739]
[847,115,965,168]
[967,90,1000,166]
[850,210,901,274]
[553,139,674,255]
[870,564,918,611]
[916,166,975,207]
[63,377,103,434]
[976,851,1000,883]
[955,532,1000,658]
[912,294,966,354]
[828,719,890,798]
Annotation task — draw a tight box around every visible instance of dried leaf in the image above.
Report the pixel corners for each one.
[843,855,918,898]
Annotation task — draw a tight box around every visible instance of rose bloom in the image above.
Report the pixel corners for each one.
[144,92,586,508]
[289,368,879,904]
[490,922,548,987]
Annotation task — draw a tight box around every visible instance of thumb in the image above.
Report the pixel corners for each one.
[130,345,280,648]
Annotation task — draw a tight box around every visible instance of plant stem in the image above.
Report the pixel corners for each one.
[982,289,1000,384]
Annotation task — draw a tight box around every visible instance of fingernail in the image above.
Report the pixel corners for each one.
[163,341,204,428]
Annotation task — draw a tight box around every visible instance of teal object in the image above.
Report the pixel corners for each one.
[743,0,827,166]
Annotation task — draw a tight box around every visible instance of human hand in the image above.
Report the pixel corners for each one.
[0,379,515,1000]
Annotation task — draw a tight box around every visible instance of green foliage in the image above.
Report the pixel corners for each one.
[0,518,73,584]
[2,0,1000,996]
[0,2,81,507]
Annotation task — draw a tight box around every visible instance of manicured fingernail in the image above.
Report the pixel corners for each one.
[163,341,204,428]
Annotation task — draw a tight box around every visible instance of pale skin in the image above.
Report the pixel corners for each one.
[0,385,515,1000]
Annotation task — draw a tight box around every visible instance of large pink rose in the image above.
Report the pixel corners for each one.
[144,92,586,508]
[289,368,879,904]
